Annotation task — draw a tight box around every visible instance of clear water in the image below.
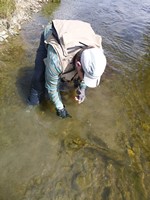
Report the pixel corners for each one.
[0,0,150,199]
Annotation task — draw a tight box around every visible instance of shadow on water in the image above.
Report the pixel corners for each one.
[16,66,33,104]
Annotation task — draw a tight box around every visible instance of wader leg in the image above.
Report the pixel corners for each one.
[28,32,47,105]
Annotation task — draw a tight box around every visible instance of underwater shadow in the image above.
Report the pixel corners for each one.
[16,66,33,104]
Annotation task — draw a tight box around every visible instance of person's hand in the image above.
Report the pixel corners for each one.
[56,107,72,118]
[75,88,86,104]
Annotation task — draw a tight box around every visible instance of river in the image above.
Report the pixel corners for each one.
[0,0,150,199]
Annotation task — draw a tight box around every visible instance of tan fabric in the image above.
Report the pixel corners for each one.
[45,20,102,81]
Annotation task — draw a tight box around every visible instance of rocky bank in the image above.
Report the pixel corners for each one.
[0,0,49,43]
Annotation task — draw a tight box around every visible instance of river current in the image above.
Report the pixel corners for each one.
[0,0,150,199]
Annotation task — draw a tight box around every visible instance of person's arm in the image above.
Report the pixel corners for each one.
[45,45,71,118]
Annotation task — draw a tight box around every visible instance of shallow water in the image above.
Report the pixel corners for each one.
[0,0,150,199]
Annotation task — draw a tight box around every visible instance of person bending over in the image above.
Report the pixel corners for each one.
[28,19,107,118]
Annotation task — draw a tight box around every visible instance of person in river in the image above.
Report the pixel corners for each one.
[28,19,107,118]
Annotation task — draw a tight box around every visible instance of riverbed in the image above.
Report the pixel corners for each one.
[0,0,150,199]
